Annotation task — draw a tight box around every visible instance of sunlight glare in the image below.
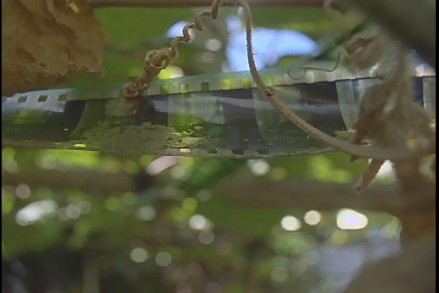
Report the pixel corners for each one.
[280,215,302,231]
[247,159,270,176]
[336,209,368,230]
[166,20,194,39]
[189,214,211,231]
[304,210,322,226]
[373,160,394,179]
[146,156,181,175]
[225,16,318,71]
[205,38,222,51]
[16,199,57,226]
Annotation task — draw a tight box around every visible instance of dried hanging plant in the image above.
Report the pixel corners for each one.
[323,0,436,248]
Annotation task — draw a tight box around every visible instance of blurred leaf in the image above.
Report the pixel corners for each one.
[198,195,287,237]
[95,8,192,46]
[2,190,16,215]
[252,7,339,39]
[268,152,368,182]
[2,217,64,258]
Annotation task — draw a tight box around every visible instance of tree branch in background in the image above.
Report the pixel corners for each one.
[3,168,434,215]
[2,169,153,194]
[88,0,323,8]
[213,177,435,216]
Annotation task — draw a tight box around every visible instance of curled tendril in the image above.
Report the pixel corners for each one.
[123,1,224,98]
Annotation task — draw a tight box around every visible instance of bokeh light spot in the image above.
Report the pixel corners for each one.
[280,215,302,231]
[104,197,120,211]
[304,210,322,226]
[15,183,31,199]
[16,199,57,226]
[247,159,270,176]
[136,205,156,221]
[336,209,368,230]
[189,214,211,231]
[130,247,149,263]
[182,197,198,211]
[155,252,172,267]
[205,38,222,51]
[198,231,215,245]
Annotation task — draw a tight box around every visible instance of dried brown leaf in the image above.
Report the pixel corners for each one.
[2,0,106,96]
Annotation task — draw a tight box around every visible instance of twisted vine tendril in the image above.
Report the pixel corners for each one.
[123,1,225,97]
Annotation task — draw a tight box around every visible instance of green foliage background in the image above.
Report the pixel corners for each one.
[2,6,399,293]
